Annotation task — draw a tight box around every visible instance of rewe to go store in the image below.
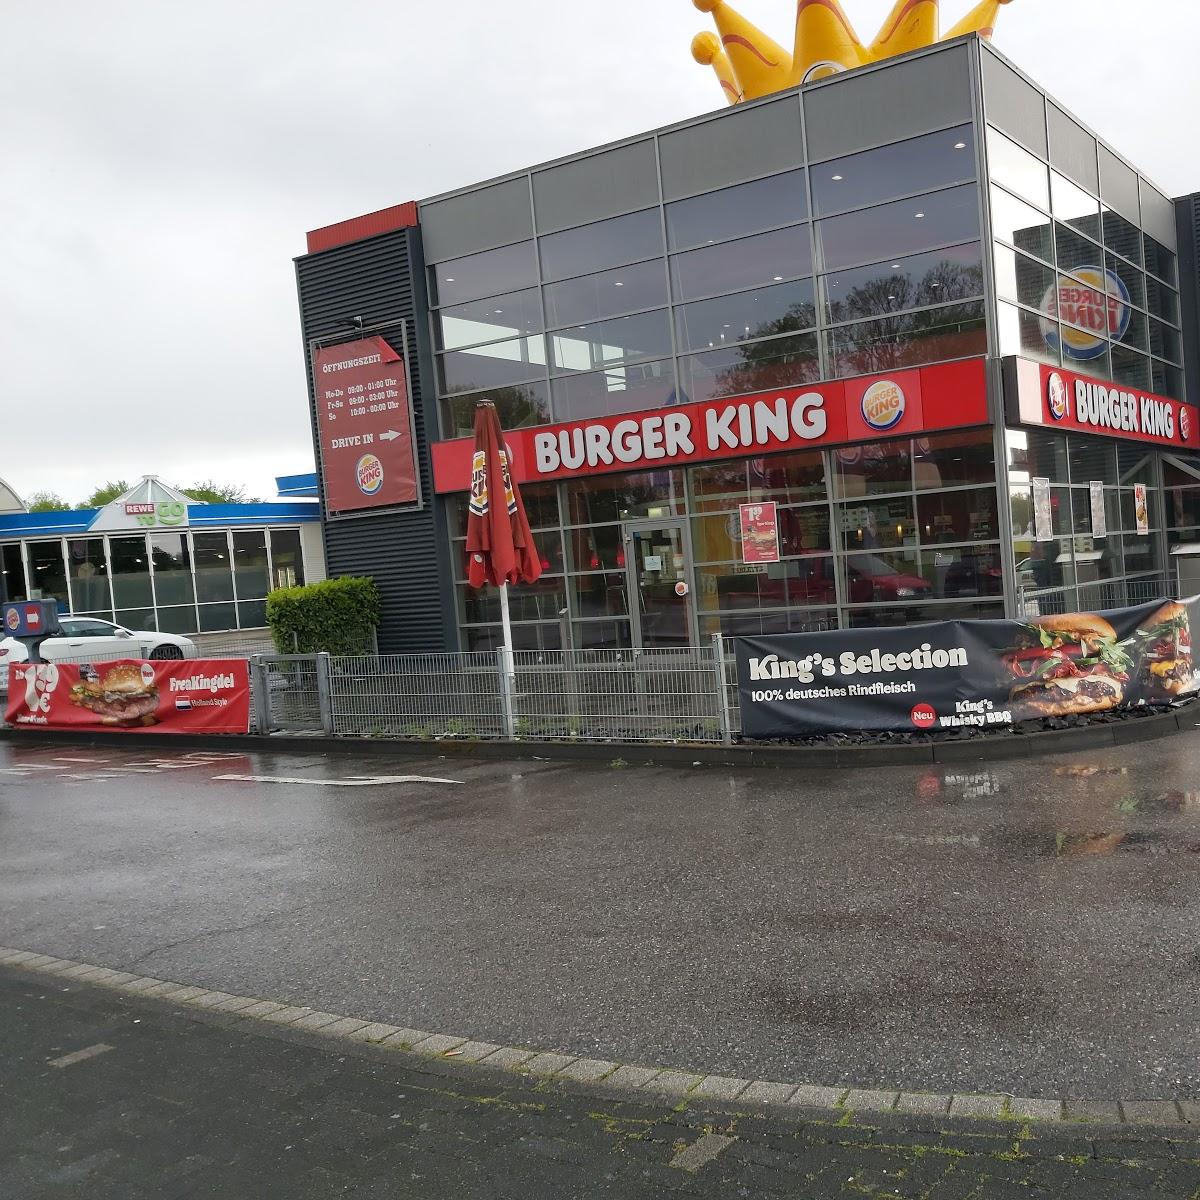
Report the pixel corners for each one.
[294,36,1198,656]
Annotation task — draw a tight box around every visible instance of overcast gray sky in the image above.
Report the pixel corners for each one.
[2,1,1195,507]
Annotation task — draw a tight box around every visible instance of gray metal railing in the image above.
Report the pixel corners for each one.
[1018,573,1175,618]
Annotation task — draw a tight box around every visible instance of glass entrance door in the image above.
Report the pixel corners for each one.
[625,520,694,648]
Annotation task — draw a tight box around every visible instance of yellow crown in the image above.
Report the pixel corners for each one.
[691,0,1015,104]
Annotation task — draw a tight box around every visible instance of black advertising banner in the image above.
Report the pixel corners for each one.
[736,598,1197,738]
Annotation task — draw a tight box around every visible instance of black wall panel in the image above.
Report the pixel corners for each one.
[295,227,458,653]
[1178,194,1200,408]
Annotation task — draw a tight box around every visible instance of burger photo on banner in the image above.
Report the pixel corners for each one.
[70,662,160,726]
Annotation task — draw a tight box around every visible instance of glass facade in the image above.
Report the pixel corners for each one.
[0,528,308,634]
[987,125,1182,400]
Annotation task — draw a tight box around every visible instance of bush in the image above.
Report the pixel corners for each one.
[266,576,381,655]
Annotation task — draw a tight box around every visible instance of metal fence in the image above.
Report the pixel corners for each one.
[1018,573,1176,618]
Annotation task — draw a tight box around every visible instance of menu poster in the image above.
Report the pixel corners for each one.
[739,502,780,564]
[1032,478,1053,543]
[1134,483,1150,535]
[1090,480,1107,539]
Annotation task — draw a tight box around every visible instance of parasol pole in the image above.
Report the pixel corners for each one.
[498,580,515,681]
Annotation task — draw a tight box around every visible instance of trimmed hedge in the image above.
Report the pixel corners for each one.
[266,576,381,655]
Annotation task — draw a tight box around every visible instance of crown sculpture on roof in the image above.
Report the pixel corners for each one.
[691,0,1014,104]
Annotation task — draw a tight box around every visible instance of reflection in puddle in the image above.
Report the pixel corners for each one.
[1053,766,1129,778]
[1116,792,1200,814]
[915,771,1002,803]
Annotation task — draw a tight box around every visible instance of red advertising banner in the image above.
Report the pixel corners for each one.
[315,336,420,513]
[1009,357,1200,450]
[431,358,988,493]
[5,659,251,734]
[739,501,780,564]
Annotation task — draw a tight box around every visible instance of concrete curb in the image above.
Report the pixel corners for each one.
[3,946,1195,1130]
[0,702,1194,769]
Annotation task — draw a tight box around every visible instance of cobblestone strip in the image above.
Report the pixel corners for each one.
[2,946,1186,1128]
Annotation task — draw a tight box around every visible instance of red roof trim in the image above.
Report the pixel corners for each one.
[305,201,419,254]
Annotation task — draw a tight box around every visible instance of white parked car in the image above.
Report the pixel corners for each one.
[0,616,198,665]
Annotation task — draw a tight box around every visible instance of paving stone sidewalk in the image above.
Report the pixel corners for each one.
[4,965,1200,1199]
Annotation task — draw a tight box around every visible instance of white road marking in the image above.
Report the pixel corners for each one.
[670,1133,736,1173]
[214,774,463,787]
[49,1043,114,1069]
[52,756,113,764]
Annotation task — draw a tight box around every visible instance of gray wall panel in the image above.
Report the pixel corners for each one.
[1141,180,1178,250]
[533,140,659,233]
[1047,103,1098,194]
[1176,194,1199,406]
[419,177,534,264]
[659,96,804,200]
[1099,145,1140,224]
[804,44,971,162]
[981,47,1047,157]
[295,228,458,653]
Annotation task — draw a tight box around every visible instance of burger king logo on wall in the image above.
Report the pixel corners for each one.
[1040,266,1131,362]
[1181,407,1192,442]
[355,453,384,496]
[861,380,906,431]
[1047,372,1068,421]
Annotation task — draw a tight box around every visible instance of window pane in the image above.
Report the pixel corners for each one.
[817,184,979,272]
[1102,207,1142,265]
[915,488,999,543]
[269,529,305,590]
[462,578,566,624]
[150,534,194,607]
[1106,253,1145,310]
[675,277,815,354]
[1151,359,1184,401]
[1008,427,1069,484]
[539,209,663,282]
[550,358,678,423]
[1051,171,1101,241]
[812,125,974,216]
[450,482,560,538]
[198,603,238,632]
[1067,434,1117,485]
[571,619,631,650]
[698,558,838,610]
[433,241,537,306]
[66,538,110,617]
[913,430,996,489]
[27,540,68,606]
[987,127,1049,209]
[542,260,667,328]
[931,545,1005,598]
[826,301,986,377]
[1,543,26,602]
[115,608,154,631]
[990,185,1054,262]
[438,336,546,395]
[568,525,625,571]
[441,382,550,438]
[572,572,628,618]
[666,169,807,250]
[1050,270,1121,360]
[842,547,926,599]
[689,449,826,512]
[834,440,913,498]
[108,536,152,608]
[157,605,198,635]
[847,600,1004,626]
[1115,306,1147,352]
[993,244,1057,313]
[1055,222,1104,276]
[192,532,234,602]
[824,242,983,324]
[565,471,684,525]
[694,507,830,563]
[232,531,268,601]
[1110,344,1150,389]
[670,226,812,301]
[700,608,838,638]
[1144,276,1179,325]
[549,309,672,374]
[1149,318,1181,364]
[1143,233,1176,284]
[681,332,819,403]
[435,288,542,351]
[997,300,1059,365]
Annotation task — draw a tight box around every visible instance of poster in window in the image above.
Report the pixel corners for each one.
[1134,483,1150,535]
[1090,481,1107,539]
[1032,478,1053,543]
[739,502,780,564]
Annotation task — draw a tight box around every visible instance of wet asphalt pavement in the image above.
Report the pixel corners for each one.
[1,734,1199,1102]
[6,964,1200,1200]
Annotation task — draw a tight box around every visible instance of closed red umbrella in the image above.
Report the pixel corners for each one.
[465,402,542,661]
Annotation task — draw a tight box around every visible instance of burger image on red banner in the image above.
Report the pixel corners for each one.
[1005,613,1131,717]
[1136,601,1194,697]
[69,662,160,726]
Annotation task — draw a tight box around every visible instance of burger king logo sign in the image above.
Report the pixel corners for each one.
[861,380,906,431]
[1047,372,1068,421]
[1182,407,1192,443]
[355,453,384,496]
[1040,266,1131,362]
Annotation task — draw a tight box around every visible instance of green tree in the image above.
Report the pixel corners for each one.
[179,480,263,504]
[80,480,129,507]
[26,491,70,512]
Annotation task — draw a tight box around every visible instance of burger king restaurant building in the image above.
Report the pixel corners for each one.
[295,36,1198,656]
